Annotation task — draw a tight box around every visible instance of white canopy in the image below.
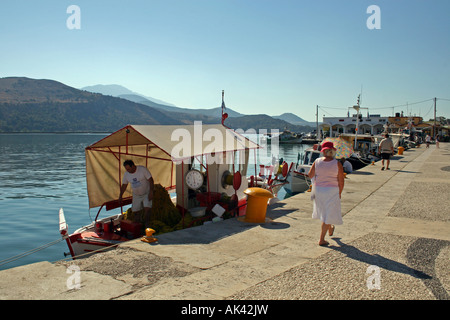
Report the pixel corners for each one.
[85,123,260,209]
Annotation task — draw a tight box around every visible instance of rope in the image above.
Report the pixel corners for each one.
[354,154,373,165]
[0,238,64,267]
[304,172,312,187]
[53,242,123,263]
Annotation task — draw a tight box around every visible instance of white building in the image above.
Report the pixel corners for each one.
[320,113,389,137]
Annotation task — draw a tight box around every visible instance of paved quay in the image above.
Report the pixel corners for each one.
[1,143,449,300]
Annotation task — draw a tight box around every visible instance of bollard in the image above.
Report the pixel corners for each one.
[141,228,158,243]
[398,146,404,155]
[240,188,274,223]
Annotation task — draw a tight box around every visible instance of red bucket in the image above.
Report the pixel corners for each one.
[95,221,103,234]
[196,192,221,207]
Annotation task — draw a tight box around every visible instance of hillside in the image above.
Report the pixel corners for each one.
[0,77,314,133]
[81,84,176,107]
[0,77,93,104]
[273,112,316,127]
[82,84,244,118]
[0,77,182,132]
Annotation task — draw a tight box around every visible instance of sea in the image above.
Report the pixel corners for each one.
[0,133,313,270]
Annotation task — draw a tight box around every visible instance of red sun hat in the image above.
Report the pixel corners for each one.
[321,141,336,151]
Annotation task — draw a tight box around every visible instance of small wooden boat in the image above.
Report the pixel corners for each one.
[59,123,261,259]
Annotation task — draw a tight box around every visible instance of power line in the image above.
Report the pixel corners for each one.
[421,103,435,119]
[319,97,444,114]
[318,106,340,117]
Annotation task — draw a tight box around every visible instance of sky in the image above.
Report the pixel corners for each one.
[0,0,449,122]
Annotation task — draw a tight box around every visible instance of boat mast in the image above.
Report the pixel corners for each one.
[353,95,361,150]
[221,90,228,125]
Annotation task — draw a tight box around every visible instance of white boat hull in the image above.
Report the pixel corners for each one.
[60,210,130,259]
[283,165,311,194]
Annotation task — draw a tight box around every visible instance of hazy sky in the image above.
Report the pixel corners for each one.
[1,0,449,121]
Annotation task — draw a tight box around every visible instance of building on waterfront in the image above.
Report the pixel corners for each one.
[320,113,388,137]
[319,110,439,139]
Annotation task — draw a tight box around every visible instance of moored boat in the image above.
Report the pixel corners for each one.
[282,146,321,194]
[59,122,261,259]
[268,129,303,144]
[339,133,382,170]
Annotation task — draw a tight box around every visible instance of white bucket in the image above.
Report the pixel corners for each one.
[190,207,207,217]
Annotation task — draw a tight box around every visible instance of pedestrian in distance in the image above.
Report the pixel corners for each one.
[308,141,345,246]
[379,133,394,170]
[425,134,431,148]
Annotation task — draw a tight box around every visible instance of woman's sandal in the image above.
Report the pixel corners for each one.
[329,225,335,236]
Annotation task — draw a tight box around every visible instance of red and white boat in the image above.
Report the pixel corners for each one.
[59,122,261,259]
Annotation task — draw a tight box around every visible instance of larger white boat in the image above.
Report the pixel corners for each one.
[282,146,321,194]
[267,129,303,144]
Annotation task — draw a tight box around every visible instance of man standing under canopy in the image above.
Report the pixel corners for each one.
[119,160,154,224]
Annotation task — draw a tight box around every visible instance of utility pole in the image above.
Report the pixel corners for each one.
[433,97,437,138]
[316,105,320,140]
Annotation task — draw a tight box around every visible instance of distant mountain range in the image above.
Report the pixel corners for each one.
[81,84,246,119]
[0,77,315,133]
[81,84,317,127]
[81,84,178,107]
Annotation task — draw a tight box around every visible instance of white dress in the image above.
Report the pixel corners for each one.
[311,158,343,225]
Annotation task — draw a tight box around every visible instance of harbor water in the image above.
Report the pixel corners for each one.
[0,133,313,270]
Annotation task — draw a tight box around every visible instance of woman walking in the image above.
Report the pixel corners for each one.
[308,141,345,246]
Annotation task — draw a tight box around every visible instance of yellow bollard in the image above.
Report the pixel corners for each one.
[240,188,274,223]
[141,228,158,243]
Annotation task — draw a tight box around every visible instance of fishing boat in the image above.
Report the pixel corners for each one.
[282,146,320,194]
[268,129,303,144]
[339,133,382,170]
[282,132,382,194]
[59,122,261,259]
[301,131,320,144]
[248,159,292,198]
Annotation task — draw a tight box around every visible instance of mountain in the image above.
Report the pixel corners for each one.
[81,84,176,107]
[0,77,93,104]
[0,77,183,132]
[0,77,315,133]
[82,84,244,118]
[273,112,317,127]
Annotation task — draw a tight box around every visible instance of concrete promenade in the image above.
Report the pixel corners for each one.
[1,143,449,300]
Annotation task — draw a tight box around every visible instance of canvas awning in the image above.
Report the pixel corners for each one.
[85,123,260,209]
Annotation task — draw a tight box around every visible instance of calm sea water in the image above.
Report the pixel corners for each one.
[0,133,312,270]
